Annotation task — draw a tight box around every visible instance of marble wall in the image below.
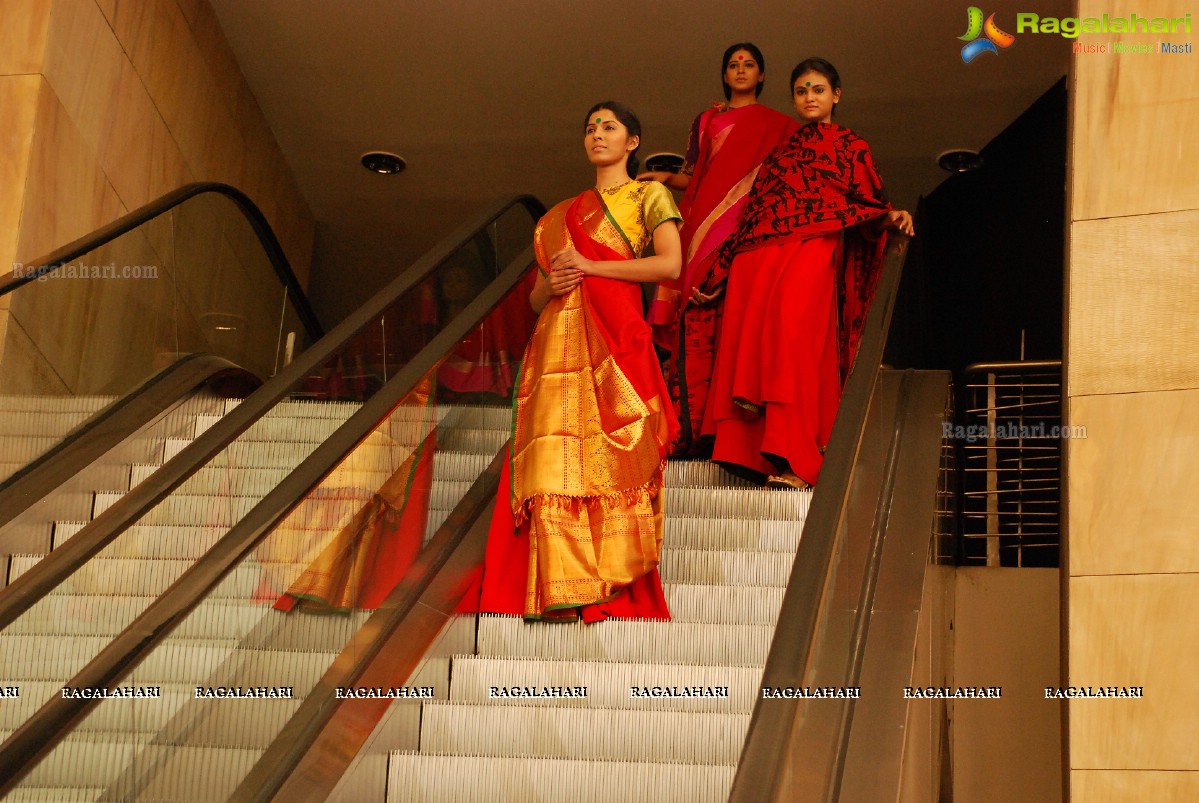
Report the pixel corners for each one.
[0,0,314,392]
[1066,0,1199,799]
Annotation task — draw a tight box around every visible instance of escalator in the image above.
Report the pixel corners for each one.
[0,183,950,802]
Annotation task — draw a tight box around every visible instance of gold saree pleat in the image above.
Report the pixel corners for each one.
[511,191,670,617]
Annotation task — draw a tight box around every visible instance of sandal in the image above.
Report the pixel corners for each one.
[766,473,812,491]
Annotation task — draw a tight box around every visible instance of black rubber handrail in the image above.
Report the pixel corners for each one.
[0,182,324,341]
[0,192,543,633]
[0,353,258,535]
[728,241,910,802]
[0,194,544,792]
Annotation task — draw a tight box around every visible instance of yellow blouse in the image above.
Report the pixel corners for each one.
[596,179,682,257]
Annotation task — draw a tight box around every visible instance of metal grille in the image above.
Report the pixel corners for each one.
[956,361,1062,567]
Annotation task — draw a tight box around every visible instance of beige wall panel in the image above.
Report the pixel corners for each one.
[142,71,196,202]
[0,317,70,395]
[0,76,42,272]
[1072,0,1199,220]
[101,0,313,278]
[0,294,9,363]
[899,564,953,803]
[1073,770,1199,801]
[16,78,125,264]
[42,0,124,149]
[954,567,1062,802]
[172,0,205,30]
[0,0,52,76]
[1069,574,1199,770]
[1068,389,1199,576]
[93,0,116,25]
[116,1,215,169]
[1068,211,1199,396]
[184,0,242,105]
[41,0,191,211]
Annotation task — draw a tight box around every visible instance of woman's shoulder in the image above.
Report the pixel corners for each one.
[625,180,681,229]
[826,122,870,148]
[790,122,871,149]
[630,178,677,205]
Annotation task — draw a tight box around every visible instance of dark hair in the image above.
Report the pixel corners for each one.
[583,100,642,178]
[721,42,766,100]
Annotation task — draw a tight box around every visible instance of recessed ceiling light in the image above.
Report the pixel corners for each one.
[937,149,983,173]
[361,151,407,175]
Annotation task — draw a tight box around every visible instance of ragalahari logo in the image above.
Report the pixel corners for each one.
[959,7,1016,62]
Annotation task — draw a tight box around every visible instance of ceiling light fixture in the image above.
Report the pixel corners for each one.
[361,151,407,175]
[937,149,983,173]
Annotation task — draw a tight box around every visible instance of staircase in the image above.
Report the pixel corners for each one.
[0,396,118,486]
[0,397,510,801]
[384,461,809,803]
[2,388,811,801]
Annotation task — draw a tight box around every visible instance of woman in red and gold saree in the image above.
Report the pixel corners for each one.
[641,43,797,457]
[267,372,439,613]
[705,58,914,489]
[469,101,682,622]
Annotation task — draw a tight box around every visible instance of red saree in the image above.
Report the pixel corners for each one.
[467,184,679,622]
[705,122,891,484]
[647,103,797,456]
[270,375,438,613]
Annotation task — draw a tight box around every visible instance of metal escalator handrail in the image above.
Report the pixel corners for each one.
[0,353,258,535]
[728,242,909,802]
[0,245,537,793]
[962,359,1062,375]
[0,182,325,342]
[0,192,544,637]
[235,449,507,803]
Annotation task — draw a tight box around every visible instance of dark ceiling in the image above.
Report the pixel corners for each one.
[209,0,1071,324]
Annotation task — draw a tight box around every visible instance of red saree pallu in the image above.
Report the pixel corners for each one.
[466,188,677,622]
[648,104,797,455]
[705,122,891,485]
[270,375,438,613]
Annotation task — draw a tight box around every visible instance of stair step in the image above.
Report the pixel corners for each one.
[659,548,795,587]
[10,734,261,798]
[449,655,760,713]
[0,635,338,685]
[162,425,506,463]
[0,412,116,439]
[663,515,802,552]
[661,583,786,624]
[419,701,749,763]
[386,753,734,803]
[662,486,810,519]
[477,616,773,668]
[0,395,115,414]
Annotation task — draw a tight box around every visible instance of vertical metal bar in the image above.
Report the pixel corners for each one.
[985,371,999,566]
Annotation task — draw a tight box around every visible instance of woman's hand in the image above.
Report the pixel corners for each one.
[636,170,671,183]
[884,210,915,237]
[689,285,724,308]
[547,266,583,296]
[550,248,596,277]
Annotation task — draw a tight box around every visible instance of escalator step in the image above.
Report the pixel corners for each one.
[448,656,760,713]
[386,753,734,803]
